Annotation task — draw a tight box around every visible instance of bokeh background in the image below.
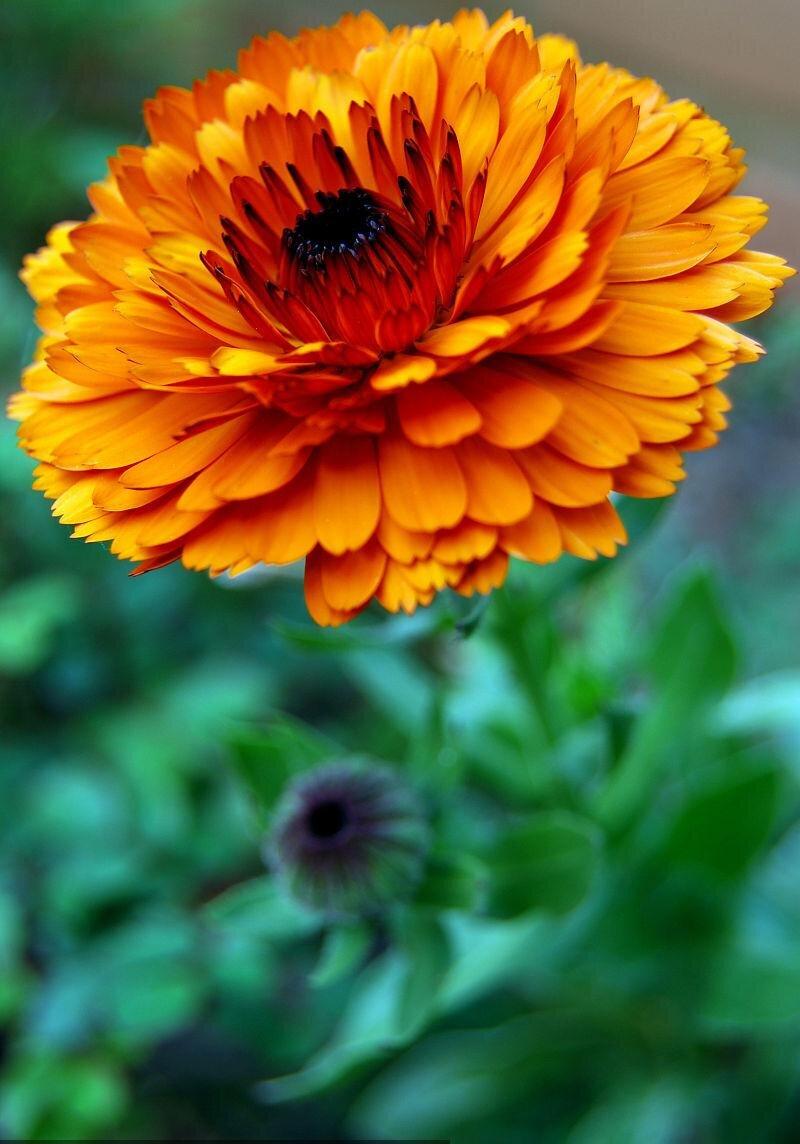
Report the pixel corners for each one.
[1,2,799,1140]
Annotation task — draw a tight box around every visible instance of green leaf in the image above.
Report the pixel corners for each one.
[701,948,800,1032]
[0,575,78,674]
[413,852,484,912]
[491,584,560,747]
[0,889,23,971]
[0,1055,127,1141]
[203,877,319,941]
[344,647,437,733]
[263,950,406,1101]
[597,567,738,831]
[661,761,780,879]
[349,1013,553,1139]
[0,970,30,1023]
[569,1078,698,1144]
[648,567,738,702]
[310,922,372,988]
[103,962,206,1048]
[226,715,338,817]
[716,671,800,740]
[394,914,451,1040]
[486,811,600,919]
[271,609,436,651]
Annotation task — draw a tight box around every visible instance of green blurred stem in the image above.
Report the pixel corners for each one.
[493,589,559,748]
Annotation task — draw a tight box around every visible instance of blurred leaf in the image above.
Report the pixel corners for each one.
[227,715,336,818]
[568,1078,698,1144]
[203,876,319,942]
[716,671,800,744]
[486,811,600,919]
[0,575,78,674]
[442,913,546,1010]
[349,1014,547,1139]
[413,852,484,912]
[26,913,207,1051]
[0,889,23,970]
[16,764,127,850]
[597,568,738,831]
[25,962,98,1051]
[701,948,800,1031]
[103,961,206,1049]
[344,647,437,732]
[0,970,30,1023]
[310,922,372,988]
[491,584,559,746]
[647,568,737,701]
[272,609,436,651]
[0,1055,127,1141]
[394,914,450,1040]
[263,950,406,1101]
[661,761,781,879]
[43,849,149,929]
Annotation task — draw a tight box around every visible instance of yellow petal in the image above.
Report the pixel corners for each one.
[418,316,510,357]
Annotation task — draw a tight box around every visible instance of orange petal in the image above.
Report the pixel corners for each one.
[304,549,363,627]
[371,354,437,392]
[590,301,705,356]
[607,223,716,282]
[378,432,467,532]
[431,520,497,563]
[455,548,509,597]
[515,444,612,507]
[456,436,533,525]
[457,360,563,448]
[602,157,710,231]
[120,412,256,488]
[555,500,627,559]
[417,316,510,358]
[500,500,563,563]
[245,466,317,565]
[527,370,640,467]
[134,495,211,547]
[562,349,702,397]
[177,418,308,510]
[397,380,482,447]
[614,443,685,498]
[320,540,387,610]
[376,512,433,563]
[376,559,434,615]
[313,435,381,555]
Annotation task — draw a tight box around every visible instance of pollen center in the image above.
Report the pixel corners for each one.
[283,188,387,270]
[306,797,351,841]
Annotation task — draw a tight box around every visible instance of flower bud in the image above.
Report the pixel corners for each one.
[269,761,428,914]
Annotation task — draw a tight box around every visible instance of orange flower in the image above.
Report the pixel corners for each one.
[11,10,793,625]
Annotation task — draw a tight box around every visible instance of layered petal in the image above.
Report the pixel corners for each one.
[9,8,792,625]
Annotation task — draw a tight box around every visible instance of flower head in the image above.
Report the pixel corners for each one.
[11,10,792,623]
[270,761,428,913]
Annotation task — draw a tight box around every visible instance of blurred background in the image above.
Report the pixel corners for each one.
[1,2,799,1140]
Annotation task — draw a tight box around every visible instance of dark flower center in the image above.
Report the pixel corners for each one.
[283,187,388,269]
[306,797,351,841]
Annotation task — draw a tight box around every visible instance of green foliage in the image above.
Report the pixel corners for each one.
[4,503,800,1139]
[0,575,80,674]
[660,758,780,880]
[485,811,600,918]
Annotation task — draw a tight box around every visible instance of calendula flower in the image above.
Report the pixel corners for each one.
[270,761,428,913]
[11,11,792,625]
